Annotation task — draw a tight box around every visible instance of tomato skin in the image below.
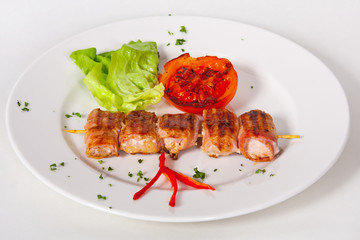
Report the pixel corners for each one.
[159,53,238,114]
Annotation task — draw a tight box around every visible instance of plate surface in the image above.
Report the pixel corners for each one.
[6,16,349,222]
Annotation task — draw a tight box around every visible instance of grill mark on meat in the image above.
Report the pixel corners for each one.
[238,109,279,161]
[202,108,239,157]
[84,108,124,159]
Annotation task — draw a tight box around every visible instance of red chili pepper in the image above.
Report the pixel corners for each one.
[163,167,178,207]
[168,168,215,191]
[133,152,165,200]
[133,152,215,207]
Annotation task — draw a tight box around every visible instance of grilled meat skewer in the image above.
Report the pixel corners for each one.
[238,109,279,161]
[77,108,293,161]
[201,108,240,157]
[119,110,163,154]
[84,108,124,159]
[157,113,201,159]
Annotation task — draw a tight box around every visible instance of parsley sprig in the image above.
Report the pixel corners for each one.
[193,167,206,180]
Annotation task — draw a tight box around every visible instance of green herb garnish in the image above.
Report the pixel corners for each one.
[175,39,186,46]
[138,159,143,164]
[255,169,266,174]
[180,26,187,33]
[108,167,114,171]
[72,112,81,118]
[137,170,143,182]
[193,167,205,180]
[99,174,103,179]
[128,172,133,177]
[97,194,106,200]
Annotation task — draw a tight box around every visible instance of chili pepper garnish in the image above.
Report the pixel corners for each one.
[132,152,215,207]
[172,170,215,191]
[133,152,166,200]
[163,167,178,207]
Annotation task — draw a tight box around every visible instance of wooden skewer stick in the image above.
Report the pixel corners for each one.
[64,129,86,133]
[63,129,300,139]
[277,135,301,139]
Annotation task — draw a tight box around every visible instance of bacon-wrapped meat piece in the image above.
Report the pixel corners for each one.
[157,113,201,159]
[119,110,163,154]
[238,109,279,161]
[201,108,240,157]
[84,108,124,159]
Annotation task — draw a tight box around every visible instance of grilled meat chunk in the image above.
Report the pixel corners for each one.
[84,108,124,159]
[157,113,201,159]
[238,109,279,161]
[201,108,240,157]
[119,110,163,154]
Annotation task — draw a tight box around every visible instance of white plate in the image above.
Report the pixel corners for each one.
[6,16,349,222]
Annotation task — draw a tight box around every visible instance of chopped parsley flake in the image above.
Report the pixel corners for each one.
[175,38,186,46]
[50,162,65,171]
[72,112,81,118]
[270,174,275,177]
[144,177,150,181]
[108,166,114,171]
[213,169,218,172]
[108,184,112,187]
[255,169,266,174]
[17,101,30,111]
[128,172,133,177]
[168,31,174,35]
[166,43,170,46]
[138,159,143,164]
[181,48,185,52]
[98,160,104,164]
[65,114,72,118]
[99,174,103,179]
[180,26,187,33]
[137,170,143,182]
[193,168,205,180]
[97,194,106,200]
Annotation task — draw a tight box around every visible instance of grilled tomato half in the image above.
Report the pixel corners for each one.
[158,53,238,114]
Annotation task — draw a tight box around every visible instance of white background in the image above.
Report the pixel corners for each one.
[1,0,359,239]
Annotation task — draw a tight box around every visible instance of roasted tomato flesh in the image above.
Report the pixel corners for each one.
[159,53,238,114]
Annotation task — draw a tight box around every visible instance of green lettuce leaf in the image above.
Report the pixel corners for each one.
[70,41,164,112]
